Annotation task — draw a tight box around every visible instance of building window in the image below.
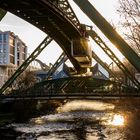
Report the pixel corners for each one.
[10,46,14,55]
[9,37,14,46]
[0,58,2,63]
[3,44,7,52]
[0,31,27,66]
[3,53,7,59]
[17,46,20,52]
[3,34,7,43]
[17,61,19,66]
[17,52,20,59]
[0,34,2,42]
[0,44,2,53]
[10,55,14,64]
[3,59,7,63]
[22,53,26,60]
[24,47,26,53]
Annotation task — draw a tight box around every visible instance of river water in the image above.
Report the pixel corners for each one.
[1,99,140,140]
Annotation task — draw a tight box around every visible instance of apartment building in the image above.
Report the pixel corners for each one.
[0,31,27,87]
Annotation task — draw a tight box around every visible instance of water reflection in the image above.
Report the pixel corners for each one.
[108,114,124,126]
[4,99,140,140]
[58,100,115,112]
[34,118,46,125]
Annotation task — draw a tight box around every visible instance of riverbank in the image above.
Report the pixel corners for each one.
[0,99,63,122]
[0,113,14,126]
[0,99,64,139]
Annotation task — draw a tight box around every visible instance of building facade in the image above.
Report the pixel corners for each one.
[0,31,27,87]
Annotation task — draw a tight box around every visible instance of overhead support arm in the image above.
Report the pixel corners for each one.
[0,36,52,94]
[73,0,140,73]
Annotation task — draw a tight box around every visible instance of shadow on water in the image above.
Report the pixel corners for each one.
[73,118,87,140]
[71,115,106,140]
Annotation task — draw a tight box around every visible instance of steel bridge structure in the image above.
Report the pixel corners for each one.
[1,77,139,100]
[0,0,140,98]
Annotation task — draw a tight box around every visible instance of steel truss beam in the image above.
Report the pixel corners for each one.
[2,77,138,98]
[0,36,52,94]
[56,0,81,29]
[46,52,68,80]
[13,77,125,96]
[92,51,120,82]
[89,30,140,88]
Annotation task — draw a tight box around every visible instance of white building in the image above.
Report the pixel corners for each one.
[0,31,27,87]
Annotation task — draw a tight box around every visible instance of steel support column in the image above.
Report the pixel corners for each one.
[73,0,140,73]
[0,36,52,94]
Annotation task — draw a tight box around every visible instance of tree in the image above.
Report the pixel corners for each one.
[112,58,137,85]
[117,0,140,54]
[13,70,37,91]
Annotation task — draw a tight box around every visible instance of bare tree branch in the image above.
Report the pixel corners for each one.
[117,0,140,53]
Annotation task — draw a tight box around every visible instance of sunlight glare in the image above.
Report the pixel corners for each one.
[31,118,45,125]
[59,100,115,112]
[109,114,124,126]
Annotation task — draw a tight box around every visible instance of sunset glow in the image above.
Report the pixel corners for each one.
[109,114,124,126]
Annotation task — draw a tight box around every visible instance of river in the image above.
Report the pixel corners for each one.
[1,99,140,140]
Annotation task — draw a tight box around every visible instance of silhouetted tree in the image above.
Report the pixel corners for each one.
[117,0,140,54]
[13,70,37,91]
[112,58,136,84]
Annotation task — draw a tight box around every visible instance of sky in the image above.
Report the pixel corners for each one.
[0,0,123,66]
